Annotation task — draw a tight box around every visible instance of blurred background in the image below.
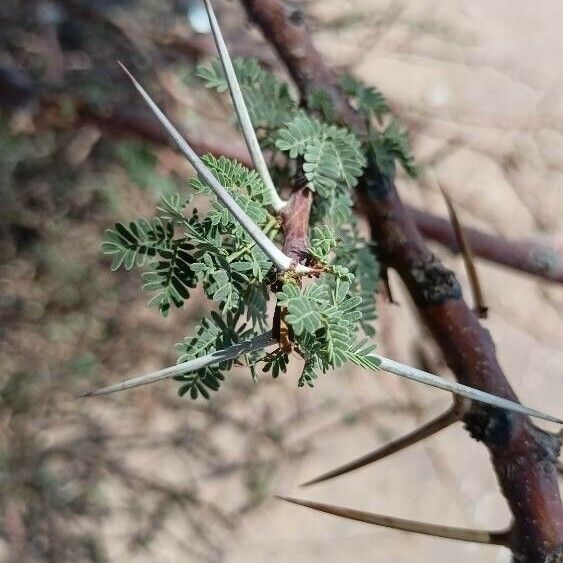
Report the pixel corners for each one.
[1,0,562,561]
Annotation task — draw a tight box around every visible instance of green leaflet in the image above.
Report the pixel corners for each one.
[309,225,337,262]
[276,113,366,196]
[102,154,274,319]
[340,74,389,122]
[102,217,176,272]
[369,120,418,179]
[276,276,376,386]
[142,242,196,317]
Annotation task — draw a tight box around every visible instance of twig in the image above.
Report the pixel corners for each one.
[406,205,563,284]
[277,496,509,545]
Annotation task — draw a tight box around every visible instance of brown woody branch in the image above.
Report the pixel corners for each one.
[239,1,563,561]
[407,205,563,284]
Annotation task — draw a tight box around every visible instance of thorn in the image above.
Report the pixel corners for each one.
[276,496,509,545]
[439,184,488,319]
[79,331,276,397]
[202,0,287,212]
[301,399,469,486]
[556,460,563,476]
[374,354,563,425]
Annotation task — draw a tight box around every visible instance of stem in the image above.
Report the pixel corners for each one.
[407,205,563,284]
[80,331,275,397]
[118,63,295,271]
[202,0,287,212]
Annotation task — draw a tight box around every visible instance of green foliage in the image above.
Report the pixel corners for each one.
[339,74,417,180]
[276,114,365,194]
[333,222,379,336]
[309,225,337,262]
[102,217,176,272]
[340,74,389,122]
[102,155,276,321]
[275,113,366,228]
[369,121,418,179]
[276,272,376,386]
[307,89,335,122]
[104,57,386,399]
[262,350,289,379]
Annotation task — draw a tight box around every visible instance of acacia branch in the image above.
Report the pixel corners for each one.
[239,1,563,560]
[407,205,563,284]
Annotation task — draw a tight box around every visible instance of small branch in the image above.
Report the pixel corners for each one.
[277,496,509,545]
[80,331,276,397]
[280,183,313,265]
[119,63,297,272]
[407,205,563,285]
[75,101,253,164]
[301,399,468,486]
[439,186,488,318]
[202,0,286,212]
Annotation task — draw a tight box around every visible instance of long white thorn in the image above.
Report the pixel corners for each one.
[118,63,294,271]
[79,331,276,397]
[202,0,287,212]
[372,354,562,425]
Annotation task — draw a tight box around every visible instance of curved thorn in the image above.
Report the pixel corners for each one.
[202,0,287,212]
[117,62,293,271]
[302,399,468,487]
[79,331,275,397]
[277,496,509,546]
[439,184,488,318]
[373,354,562,425]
